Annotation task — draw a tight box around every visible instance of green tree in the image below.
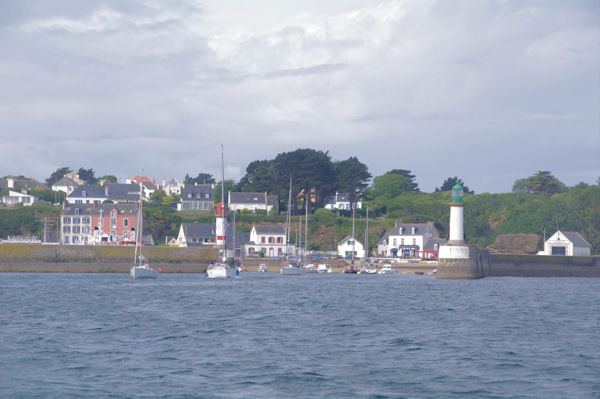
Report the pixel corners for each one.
[184,173,215,185]
[369,173,413,199]
[333,156,372,205]
[214,179,238,204]
[513,171,567,195]
[436,177,474,194]
[387,169,419,192]
[46,167,72,186]
[238,160,274,192]
[77,167,97,185]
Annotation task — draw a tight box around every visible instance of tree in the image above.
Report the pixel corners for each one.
[512,171,567,195]
[387,169,419,192]
[333,157,372,205]
[98,175,118,184]
[184,173,215,185]
[46,167,72,186]
[436,177,474,194]
[238,160,274,192]
[369,173,413,199]
[78,167,97,185]
[214,179,238,204]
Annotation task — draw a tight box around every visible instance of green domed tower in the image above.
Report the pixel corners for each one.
[451,182,463,204]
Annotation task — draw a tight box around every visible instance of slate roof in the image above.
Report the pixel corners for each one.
[230,192,278,206]
[54,176,80,188]
[182,222,215,238]
[338,235,361,246]
[181,185,214,200]
[254,225,285,235]
[388,222,439,237]
[67,184,107,199]
[562,232,591,248]
[423,238,447,250]
[62,203,138,216]
[104,183,139,202]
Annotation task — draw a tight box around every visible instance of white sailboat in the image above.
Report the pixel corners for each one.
[280,177,302,275]
[130,174,158,279]
[207,145,237,279]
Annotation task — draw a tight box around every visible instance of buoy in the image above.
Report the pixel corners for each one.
[158,268,162,274]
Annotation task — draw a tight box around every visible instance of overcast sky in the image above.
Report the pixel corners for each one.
[1,0,598,193]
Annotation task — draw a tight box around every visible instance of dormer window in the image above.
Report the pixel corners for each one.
[399,227,403,234]
[75,208,79,215]
[82,190,87,197]
[412,227,415,235]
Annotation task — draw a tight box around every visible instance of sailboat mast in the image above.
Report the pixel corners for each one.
[285,177,292,257]
[351,199,355,264]
[365,207,369,259]
[304,192,309,258]
[221,145,227,262]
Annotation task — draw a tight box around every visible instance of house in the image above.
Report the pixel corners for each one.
[324,192,362,211]
[337,236,365,259]
[244,225,286,257]
[66,184,107,205]
[104,183,140,203]
[178,184,214,211]
[60,203,138,245]
[0,177,40,190]
[162,177,183,196]
[52,176,80,195]
[422,238,446,260]
[127,176,156,199]
[228,192,278,214]
[176,223,216,247]
[1,190,37,207]
[376,221,440,258]
[538,231,591,256]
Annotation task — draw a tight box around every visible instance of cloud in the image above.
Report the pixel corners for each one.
[0,0,598,192]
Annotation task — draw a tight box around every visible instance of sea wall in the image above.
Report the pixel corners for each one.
[0,244,217,273]
[486,254,600,277]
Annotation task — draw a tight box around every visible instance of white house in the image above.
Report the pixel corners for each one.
[52,176,80,195]
[324,192,362,211]
[162,177,184,196]
[1,190,37,207]
[538,230,591,256]
[228,192,278,214]
[377,221,440,258]
[66,184,107,205]
[337,236,365,259]
[176,223,216,247]
[244,225,286,257]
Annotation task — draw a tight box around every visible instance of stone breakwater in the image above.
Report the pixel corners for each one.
[0,244,216,273]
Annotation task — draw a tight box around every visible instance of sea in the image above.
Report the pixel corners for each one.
[1,272,598,399]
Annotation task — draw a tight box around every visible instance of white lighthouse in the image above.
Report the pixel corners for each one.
[448,182,464,244]
[438,182,469,260]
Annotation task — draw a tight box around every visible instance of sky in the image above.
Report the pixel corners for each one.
[1,0,599,193]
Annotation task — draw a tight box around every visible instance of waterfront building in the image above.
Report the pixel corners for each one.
[376,221,440,258]
[52,176,80,195]
[60,203,138,245]
[178,184,214,211]
[176,223,216,247]
[337,235,365,259]
[244,225,286,257]
[1,190,37,207]
[538,231,591,256]
[228,192,278,214]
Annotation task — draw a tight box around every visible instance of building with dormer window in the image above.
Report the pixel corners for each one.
[60,203,138,245]
[178,184,214,211]
[244,225,286,257]
[377,221,440,259]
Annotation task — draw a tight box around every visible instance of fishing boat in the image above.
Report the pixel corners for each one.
[317,264,332,273]
[207,145,237,279]
[360,264,378,274]
[280,178,302,276]
[378,264,394,274]
[130,174,158,279]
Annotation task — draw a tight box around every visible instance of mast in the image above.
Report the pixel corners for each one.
[365,207,369,259]
[134,171,143,265]
[298,215,302,264]
[221,144,227,263]
[305,192,309,259]
[351,199,355,265]
[285,177,292,258]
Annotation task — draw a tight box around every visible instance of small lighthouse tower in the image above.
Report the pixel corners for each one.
[216,200,226,247]
[437,180,486,279]
[448,182,464,244]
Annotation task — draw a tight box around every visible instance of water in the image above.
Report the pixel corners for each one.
[1,273,599,398]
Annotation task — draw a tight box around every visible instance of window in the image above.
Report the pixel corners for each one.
[124,218,129,227]
[277,237,283,243]
[412,238,416,245]
[187,193,192,199]
[401,238,404,245]
[111,209,116,217]
[393,238,397,246]
[75,208,79,215]
[111,219,116,228]
[261,237,265,243]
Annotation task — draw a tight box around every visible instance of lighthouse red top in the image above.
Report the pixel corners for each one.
[216,200,226,216]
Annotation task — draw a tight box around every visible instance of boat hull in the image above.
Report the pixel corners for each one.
[130,266,159,279]
[207,265,236,278]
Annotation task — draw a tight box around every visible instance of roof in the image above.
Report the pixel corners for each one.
[324,192,361,204]
[182,222,215,238]
[54,176,79,187]
[423,238,447,250]
[68,184,107,199]
[182,185,214,198]
[338,235,362,246]
[254,225,285,235]
[104,183,139,202]
[377,233,389,245]
[230,192,278,206]
[561,231,591,248]
[62,203,138,216]
[388,222,438,237]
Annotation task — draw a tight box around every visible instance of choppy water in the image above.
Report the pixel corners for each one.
[0,272,598,398]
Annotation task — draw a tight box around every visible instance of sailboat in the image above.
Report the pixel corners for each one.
[280,177,302,275]
[360,207,377,274]
[130,174,158,279]
[344,196,358,274]
[207,145,237,278]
